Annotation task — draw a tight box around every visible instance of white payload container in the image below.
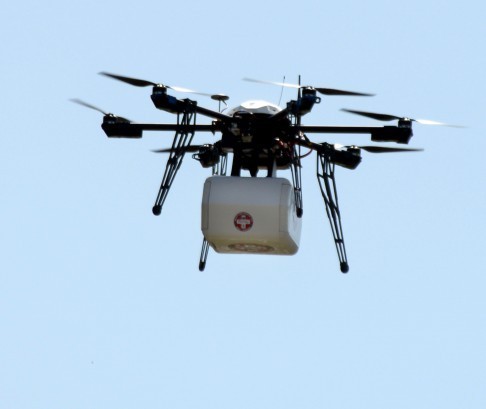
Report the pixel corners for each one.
[201,176,302,255]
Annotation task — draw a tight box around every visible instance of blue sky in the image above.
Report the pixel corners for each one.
[1,1,485,408]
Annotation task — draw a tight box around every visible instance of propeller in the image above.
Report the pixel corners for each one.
[152,145,207,153]
[297,139,422,154]
[345,145,423,153]
[70,98,131,122]
[297,141,422,170]
[153,143,222,168]
[341,108,463,127]
[99,72,215,97]
[243,78,374,96]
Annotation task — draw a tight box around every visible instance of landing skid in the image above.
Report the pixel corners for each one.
[317,153,349,273]
[198,151,228,271]
[152,104,196,216]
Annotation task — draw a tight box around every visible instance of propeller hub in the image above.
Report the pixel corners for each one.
[102,114,117,124]
[152,85,168,95]
[346,146,362,156]
[398,118,413,128]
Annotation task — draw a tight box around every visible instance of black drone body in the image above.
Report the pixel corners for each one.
[74,73,451,273]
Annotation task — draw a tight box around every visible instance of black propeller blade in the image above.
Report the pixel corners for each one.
[99,72,157,87]
[152,145,206,153]
[152,144,223,169]
[341,108,463,127]
[70,98,131,122]
[329,143,423,154]
[350,145,424,153]
[296,139,422,154]
[243,78,374,97]
[100,72,214,97]
[71,98,108,115]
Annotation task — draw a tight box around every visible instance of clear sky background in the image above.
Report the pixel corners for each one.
[1,1,485,408]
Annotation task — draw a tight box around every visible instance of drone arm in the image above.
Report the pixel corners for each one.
[269,107,291,121]
[101,122,219,138]
[298,125,413,144]
[194,105,232,121]
[150,91,231,121]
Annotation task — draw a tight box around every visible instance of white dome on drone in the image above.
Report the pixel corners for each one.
[227,100,282,116]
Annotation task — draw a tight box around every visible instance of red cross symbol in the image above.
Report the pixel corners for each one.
[234,212,253,232]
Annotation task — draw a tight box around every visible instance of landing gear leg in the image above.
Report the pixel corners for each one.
[198,238,210,271]
[317,153,349,273]
[152,105,196,216]
[198,149,227,272]
[291,145,303,218]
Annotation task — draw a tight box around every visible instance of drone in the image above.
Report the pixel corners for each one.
[73,72,457,273]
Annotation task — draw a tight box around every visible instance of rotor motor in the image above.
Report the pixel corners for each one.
[193,145,221,168]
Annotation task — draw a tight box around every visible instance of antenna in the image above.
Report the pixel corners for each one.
[211,94,229,113]
[297,75,302,126]
[278,75,286,106]
[298,74,302,99]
